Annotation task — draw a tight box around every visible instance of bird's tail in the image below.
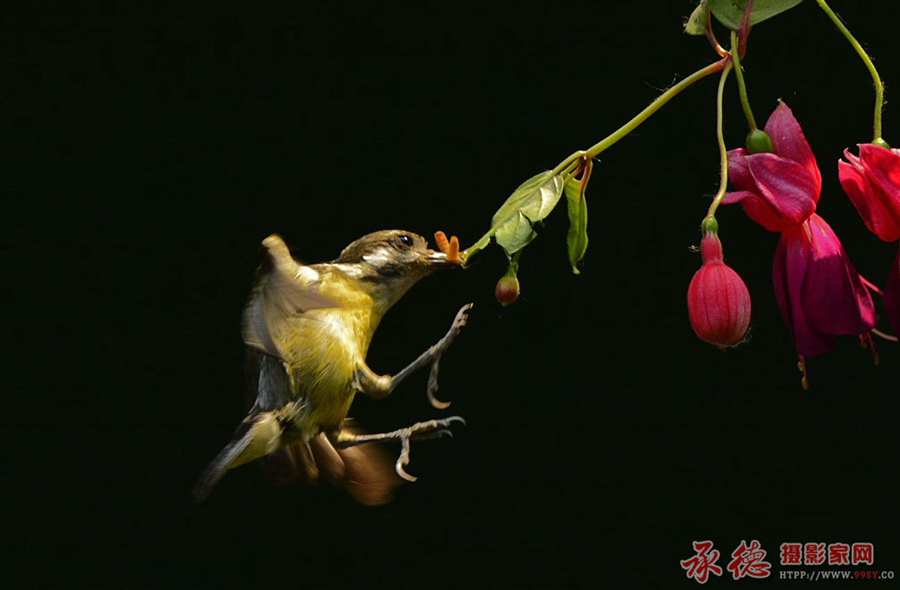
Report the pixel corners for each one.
[258,426,404,506]
[192,412,284,503]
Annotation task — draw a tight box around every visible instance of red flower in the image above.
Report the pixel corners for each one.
[721,102,876,372]
[838,143,900,242]
[688,233,751,348]
[724,101,820,231]
[773,214,876,358]
[839,144,900,337]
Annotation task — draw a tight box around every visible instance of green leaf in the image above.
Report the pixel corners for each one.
[684,1,709,35]
[494,211,537,255]
[708,0,804,30]
[491,172,564,229]
[564,164,590,274]
[490,171,564,255]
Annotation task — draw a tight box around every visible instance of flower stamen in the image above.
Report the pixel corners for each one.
[859,332,879,366]
[797,356,809,391]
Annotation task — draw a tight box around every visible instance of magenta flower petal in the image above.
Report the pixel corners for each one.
[745,155,819,229]
[859,143,900,201]
[774,225,835,357]
[724,103,820,231]
[772,215,875,358]
[838,154,876,229]
[839,144,900,242]
[763,101,821,194]
[801,214,876,334]
[721,189,757,206]
[725,147,753,188]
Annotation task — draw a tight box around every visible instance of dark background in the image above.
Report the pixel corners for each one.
[3,1,898,588]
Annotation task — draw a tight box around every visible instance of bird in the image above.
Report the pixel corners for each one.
[192,229,471,504]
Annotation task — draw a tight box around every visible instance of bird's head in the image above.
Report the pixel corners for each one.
[334,229,459,308]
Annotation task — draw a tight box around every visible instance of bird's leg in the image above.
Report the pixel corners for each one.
[354,303,473,408]
[347,304,472,481]
[334,417,466,481]
[393,303,472,409]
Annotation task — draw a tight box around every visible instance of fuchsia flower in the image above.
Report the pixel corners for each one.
[838,143,900,242]
[723,102,875,364]
[723,102,821,232]
[839,143,900,335]
[688,233,751,348]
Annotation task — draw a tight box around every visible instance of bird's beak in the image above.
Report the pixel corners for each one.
[425,249,460,269]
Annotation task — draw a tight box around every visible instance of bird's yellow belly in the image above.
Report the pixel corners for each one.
[282,308,372,432]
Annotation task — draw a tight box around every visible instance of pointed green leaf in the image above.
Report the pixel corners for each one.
[494,211,537,255]
[685,1,709,35]
[564,166,590,274]
[708,0,804,30]
[488,171,565,257]
[491,172,564,229]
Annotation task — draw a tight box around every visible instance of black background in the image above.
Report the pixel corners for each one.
[3,1,898,588]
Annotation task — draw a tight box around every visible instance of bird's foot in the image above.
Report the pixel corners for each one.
[336,416,466,481]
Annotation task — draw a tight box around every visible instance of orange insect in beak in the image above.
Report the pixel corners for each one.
[434,231,462,265]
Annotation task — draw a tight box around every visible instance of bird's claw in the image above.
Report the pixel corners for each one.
[393,416,466,482]
[427,304,473,409]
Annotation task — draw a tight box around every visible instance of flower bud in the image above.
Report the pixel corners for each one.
[495,269,520,307]
[687,233,751,348]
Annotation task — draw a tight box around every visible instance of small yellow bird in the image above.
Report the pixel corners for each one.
[193,230,471,504]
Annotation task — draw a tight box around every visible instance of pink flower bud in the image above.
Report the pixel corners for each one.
[687,233,751,348]
[495,272,520,307]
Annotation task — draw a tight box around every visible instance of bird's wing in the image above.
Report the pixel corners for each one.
[245,349,295,413]
[242,234,338,361]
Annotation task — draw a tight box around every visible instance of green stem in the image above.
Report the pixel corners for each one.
[461,57,730,261]
[815,0,885,142]
[703,62,734,226]
[507,249,522,272]
[584,58,729,159]
[730,30,757,132]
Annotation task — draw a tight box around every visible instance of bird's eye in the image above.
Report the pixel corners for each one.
[397,234,414,249]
